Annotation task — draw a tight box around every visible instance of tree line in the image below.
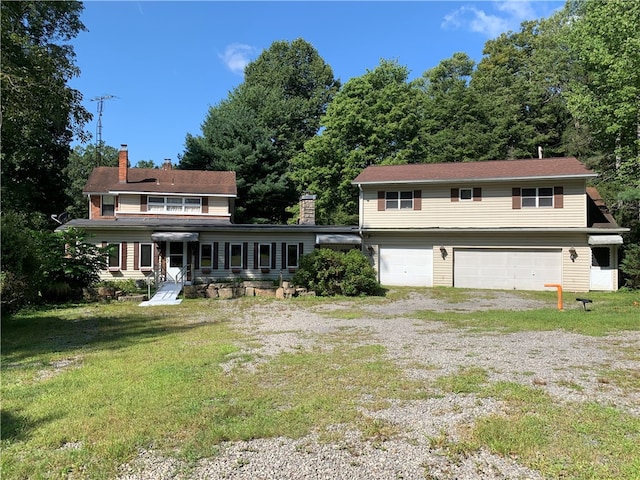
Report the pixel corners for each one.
[2,0,639,307]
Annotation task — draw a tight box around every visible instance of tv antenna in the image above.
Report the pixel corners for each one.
[90,94,117,164]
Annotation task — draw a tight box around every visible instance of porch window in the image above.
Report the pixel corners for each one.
[107,243,120,270]
[102,195,115,216]
[140,243,153,270]
[259,244,271,268]
[287,244,299,268]
[230,243,243,268]
[201,244,213,268]
[385,191,413,210]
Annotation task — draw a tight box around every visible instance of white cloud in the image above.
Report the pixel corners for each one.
[442,1,547,38]
[219,43,257,75]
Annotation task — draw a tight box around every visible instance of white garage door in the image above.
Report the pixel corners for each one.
[379,247,433,286]
[454,249,561,291]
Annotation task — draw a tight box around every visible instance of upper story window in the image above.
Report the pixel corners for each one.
[386,191,413,210]
[102,195,115,216]
[459,188,472,201]
[522,187,554,208]
[147,196,201,214]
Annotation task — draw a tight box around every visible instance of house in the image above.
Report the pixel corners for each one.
[60,145,360,285]
[352,157,628,292]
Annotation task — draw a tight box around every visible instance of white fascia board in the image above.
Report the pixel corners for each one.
[106,191,236,197]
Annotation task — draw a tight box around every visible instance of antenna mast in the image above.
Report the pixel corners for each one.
[90,94,117,165]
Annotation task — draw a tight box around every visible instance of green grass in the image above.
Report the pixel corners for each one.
[2,289,639,479]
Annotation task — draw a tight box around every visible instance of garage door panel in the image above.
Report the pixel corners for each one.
[379,247,433,287]
[454,249,561,291]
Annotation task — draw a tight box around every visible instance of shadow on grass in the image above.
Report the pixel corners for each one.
[0,303,216,365]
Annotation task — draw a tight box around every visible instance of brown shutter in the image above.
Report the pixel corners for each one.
[242,242,248,269]
[194,242,200,269]
[473,187,482,202]
[451,188,459,202]
[413,190,422,210]
[377,191,385,211]
[554,186,564,208]
[140,195,147,212]
[299,242,304,257]
[121,242,128,270]
[134,242,140,270]
[224,242,230,269]
[271,242,277,269]
[253,242,259,269]
[213,242,219,269]
[281,242,287,268]
[154,243,160,269]
[202,196,208,214]
[512,188,521,209]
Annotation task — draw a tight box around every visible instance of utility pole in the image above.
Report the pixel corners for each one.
[90,94,117,165]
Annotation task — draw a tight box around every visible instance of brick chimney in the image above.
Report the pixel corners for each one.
[299,194,316,225]
[118,144,129,183]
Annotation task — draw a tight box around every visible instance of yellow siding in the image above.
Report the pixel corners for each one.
[118,194,140,213]
[361,180,587,229]
[364,232,593,292]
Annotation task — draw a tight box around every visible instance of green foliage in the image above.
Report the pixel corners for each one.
[620,243,640,290]
[1,1,90,217]
[181,39,339,224]
[64,143,119,219]
[292,248,380,296]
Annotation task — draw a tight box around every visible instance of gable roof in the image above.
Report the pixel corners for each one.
[352,157,597,185]
[84,167,237,196]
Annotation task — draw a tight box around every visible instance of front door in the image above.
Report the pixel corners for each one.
[590,247,613,291]
[167,241,187,283]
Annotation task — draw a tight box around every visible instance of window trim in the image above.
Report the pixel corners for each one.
[147,195,202,214]
[459,188,473,201]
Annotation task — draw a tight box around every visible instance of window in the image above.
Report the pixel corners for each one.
[287,244,299,268]
[147,196,201,213]
[102,195,115,216]
[140,243,153,270]
[201,244,213,268]
[230,243,243,268]
[522,187,554,208]
[592,247,611,267]
[259,244,271,268]
[385,191,413,210]
[107,243,120,270]
[459,188,472,201]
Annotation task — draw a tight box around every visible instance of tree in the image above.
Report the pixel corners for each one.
[289,60,425,224]
[562,0,640,240]
[180,38,340,223]
[1,1,91,219]
[64,143,119,219]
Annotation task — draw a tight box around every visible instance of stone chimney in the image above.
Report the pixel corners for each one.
[162,159,172,171]
[299,194,316,225]
[118,144,129,183]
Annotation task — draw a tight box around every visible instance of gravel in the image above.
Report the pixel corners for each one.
[118,290,640,480]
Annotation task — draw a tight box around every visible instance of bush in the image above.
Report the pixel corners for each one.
[620,243,640,290]
[292,248,380,296]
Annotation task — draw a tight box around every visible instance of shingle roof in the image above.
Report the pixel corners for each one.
[84,167,237,196]
[352,157,596,184]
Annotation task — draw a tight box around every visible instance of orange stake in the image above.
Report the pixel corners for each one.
[544,283,563,311]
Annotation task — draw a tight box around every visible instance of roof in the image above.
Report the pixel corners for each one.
[352,157,597,185]
[586,187,619,228]
[84,167,237,196]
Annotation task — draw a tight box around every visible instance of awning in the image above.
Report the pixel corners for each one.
[315,233,362,245]
[588,235,623,245]
[151,232,199,242]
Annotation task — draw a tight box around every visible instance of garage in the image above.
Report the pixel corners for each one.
[454,248,562,291]
[379,247,433,286]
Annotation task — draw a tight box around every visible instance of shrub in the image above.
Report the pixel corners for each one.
[292,248,380,296]
[620,243,640,290]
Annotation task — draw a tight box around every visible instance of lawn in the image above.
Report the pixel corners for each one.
[1,289,639,479]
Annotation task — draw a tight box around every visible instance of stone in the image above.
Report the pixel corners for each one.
[254,287,277,297]
[245,286,255,297]
[276,287,285,299]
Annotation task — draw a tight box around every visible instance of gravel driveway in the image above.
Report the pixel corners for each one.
[119,290,640,480]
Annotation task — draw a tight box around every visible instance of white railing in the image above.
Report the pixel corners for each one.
[165,265,188,285]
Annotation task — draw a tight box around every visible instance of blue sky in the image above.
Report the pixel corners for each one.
[69,1,563,165]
